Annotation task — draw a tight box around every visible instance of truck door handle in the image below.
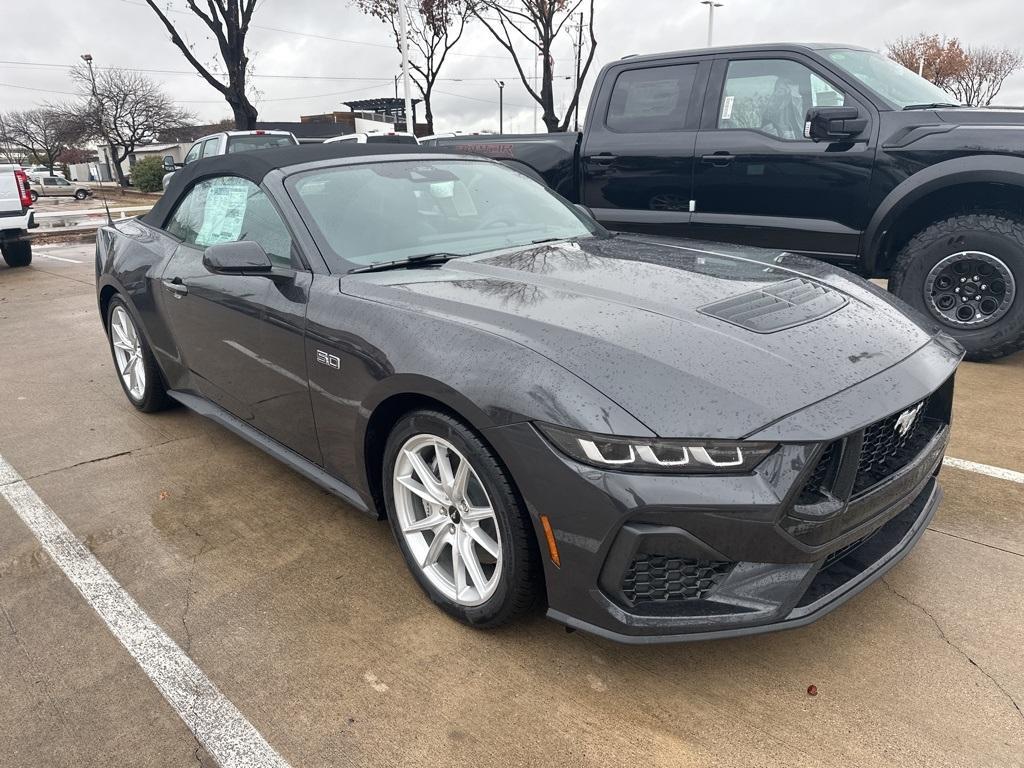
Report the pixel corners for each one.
[162,277,188,297]
[701,152,735,166]
[590,153,618,164]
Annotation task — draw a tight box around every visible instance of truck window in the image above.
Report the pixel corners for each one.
[183,143,202,165]
[227,135,297,153]
[606,64,698,133]
[200,138,221,158]
[717,59,845,140]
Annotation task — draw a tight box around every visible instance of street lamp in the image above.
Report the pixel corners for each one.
[700,1,723,47]
[495,80,505,133]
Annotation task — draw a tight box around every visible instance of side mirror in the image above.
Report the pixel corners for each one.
[203,241,273,274]
[804,107,868,142]
[162,155,176,171]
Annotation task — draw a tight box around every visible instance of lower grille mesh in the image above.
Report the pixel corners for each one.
[622,556,733,603]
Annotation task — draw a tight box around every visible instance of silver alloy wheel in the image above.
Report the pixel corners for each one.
[393,434,503,606]
[110,305,147,401]
[924,250,1016,329]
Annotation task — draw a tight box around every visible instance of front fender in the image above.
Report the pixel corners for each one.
[863,154,1024,273]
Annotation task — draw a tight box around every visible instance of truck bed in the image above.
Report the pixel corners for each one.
[423,133,582,201]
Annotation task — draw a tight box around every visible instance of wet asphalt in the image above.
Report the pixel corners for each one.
[1,244,1022,767]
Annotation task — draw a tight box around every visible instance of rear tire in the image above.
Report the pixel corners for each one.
[383,410,541,628]
[1,239,32,267]
[890,213,1024,361]
[105,297,172,412]
[29,190,38,202]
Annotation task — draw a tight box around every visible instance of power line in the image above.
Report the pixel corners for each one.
[113,0,542,61]
[0,60,570,84]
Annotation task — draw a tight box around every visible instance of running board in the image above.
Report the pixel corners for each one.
[167,390,371,515]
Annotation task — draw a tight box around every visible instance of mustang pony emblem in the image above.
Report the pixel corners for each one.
[894,403,924,438]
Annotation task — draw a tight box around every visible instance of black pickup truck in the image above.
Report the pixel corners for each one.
[424,43,1024,360]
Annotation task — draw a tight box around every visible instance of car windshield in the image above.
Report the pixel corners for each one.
[227,135,296,153]
[823,48,959,109]
[289,159,602,269]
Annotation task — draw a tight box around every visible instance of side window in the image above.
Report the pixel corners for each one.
[183,143,202,165]
[606,64,698,133]
[164,176,295,268]
[717,59,845,139]
[43,178,56,186]
[201,138,221,158]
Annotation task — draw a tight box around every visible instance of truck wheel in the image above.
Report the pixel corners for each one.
[29,190,38,202]
[74,190,88,200]
[1,239,32,267]
[890,213,1024,361]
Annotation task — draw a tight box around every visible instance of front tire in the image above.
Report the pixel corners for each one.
[890,213,1024,361]
[74,190,88,200]
[105,298,172,412]
[383,410,540,628]
[1,239,32,267]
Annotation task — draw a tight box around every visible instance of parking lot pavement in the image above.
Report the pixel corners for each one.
[2,246,1022,768]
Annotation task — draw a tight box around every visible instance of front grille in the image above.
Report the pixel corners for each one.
[852,398,931,496]
[821,531,874,570]
[622,555,733,604]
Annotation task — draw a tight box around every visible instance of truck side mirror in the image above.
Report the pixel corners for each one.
[804,107,868,142]
[162,155,176,171]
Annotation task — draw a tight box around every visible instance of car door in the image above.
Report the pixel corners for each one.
[41,177,58,196]
[54,178,73,196]
[581,58,708,235]
[691,55,877,259]
[157,175,322,463]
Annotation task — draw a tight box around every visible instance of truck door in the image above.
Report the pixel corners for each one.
[691,55,876,260]
[581,59,708,235]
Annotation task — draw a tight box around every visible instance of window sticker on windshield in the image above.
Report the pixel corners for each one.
[721,95,734,121]
[196,180,250,246]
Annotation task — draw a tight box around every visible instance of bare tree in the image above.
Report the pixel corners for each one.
[141,0,259,129]
[62,66,192,186]
[353,0,472,134]
[0,108,78,171]
[887,34,968,91]
[472,0,596,132]
[950,46,1024,106]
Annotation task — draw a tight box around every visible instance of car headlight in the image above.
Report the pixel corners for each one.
[537,423,776,474]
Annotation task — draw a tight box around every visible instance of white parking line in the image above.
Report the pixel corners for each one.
[944,456,1024,484]
[0,455,291,768]
[35,253,84,263]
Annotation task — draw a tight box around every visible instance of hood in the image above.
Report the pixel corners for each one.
[342,236,940,438]
[934,108,1024,126]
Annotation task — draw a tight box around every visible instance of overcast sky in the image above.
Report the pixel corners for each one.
[3,0,1023,135]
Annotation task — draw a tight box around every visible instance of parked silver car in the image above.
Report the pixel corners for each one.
[28,176,92,201]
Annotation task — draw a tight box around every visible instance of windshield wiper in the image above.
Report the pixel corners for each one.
[903,102,962,110]
[349,252,459,274]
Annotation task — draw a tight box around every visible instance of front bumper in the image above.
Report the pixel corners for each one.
[486,371,954,644]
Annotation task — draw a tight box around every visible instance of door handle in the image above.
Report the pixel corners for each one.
[162,277,188,297]
[701,152,735,166]
[590,153,618,164]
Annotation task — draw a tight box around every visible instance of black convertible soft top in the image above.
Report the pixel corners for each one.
[143,143,434,227]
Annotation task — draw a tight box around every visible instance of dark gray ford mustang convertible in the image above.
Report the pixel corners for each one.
[96,144,963,643]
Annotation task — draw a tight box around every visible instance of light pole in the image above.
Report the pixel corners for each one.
[397,2,414,134]
[495,80,505,133]
[80,53,107,181]
[700,1,723,47]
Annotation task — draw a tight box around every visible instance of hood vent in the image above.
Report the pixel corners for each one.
[698,278,847,333]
